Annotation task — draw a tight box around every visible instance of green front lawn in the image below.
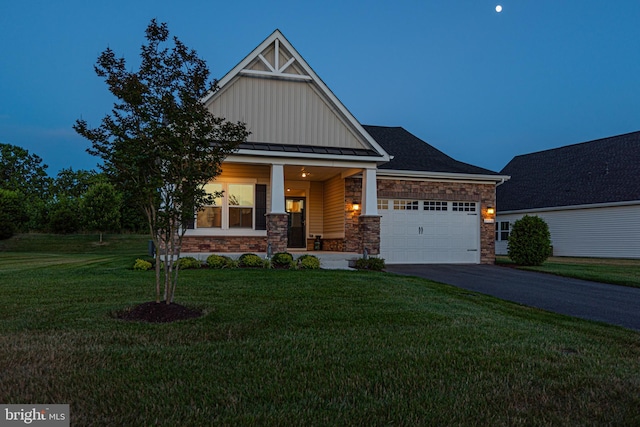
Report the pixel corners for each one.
[497,256,640,288]
[1,235,640,425]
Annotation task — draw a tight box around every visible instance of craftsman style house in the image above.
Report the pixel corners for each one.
[182,30,507,264]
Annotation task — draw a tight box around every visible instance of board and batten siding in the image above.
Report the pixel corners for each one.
[207,76,368,149]
[323,175,345,238]
[218,163,270,180]
[308,181,324,237]
[496,204,640,259]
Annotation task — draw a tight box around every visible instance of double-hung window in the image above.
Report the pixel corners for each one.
[197,183,223,228]
[495,221,510,241]
[228,184,254,228]
[196,183,260,230]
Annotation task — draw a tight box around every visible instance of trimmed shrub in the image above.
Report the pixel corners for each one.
[354,257,386,271]
[133,258,152,271]
[238,253,265,268]
[176,257,202,270]
[507,215,552,266]
[297,254,321,270]
[206,254,236,269]
[272,252,294,269]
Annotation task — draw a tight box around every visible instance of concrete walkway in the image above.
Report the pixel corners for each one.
[386,264,640,331]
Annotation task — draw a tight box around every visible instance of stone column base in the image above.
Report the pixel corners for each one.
[359,215,381,255]
[266,213,289,254]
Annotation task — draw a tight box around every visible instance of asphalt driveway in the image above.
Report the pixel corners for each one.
[386,264,640,331]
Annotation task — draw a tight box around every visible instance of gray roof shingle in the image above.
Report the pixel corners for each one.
[363,125,500,176]
[497,131,640,211]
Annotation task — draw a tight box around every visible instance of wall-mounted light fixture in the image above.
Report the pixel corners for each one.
[483,205,495,223]
[351,201,361,212]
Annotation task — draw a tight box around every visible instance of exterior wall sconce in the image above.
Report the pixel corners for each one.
[351,201,361,212]
[484,205,495,223]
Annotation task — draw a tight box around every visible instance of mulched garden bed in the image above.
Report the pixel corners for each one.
[117,301,203,323]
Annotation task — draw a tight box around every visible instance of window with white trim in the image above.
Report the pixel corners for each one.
[495,221,510,241]
[228,184,254,228]
[196,183,256,229]
[197,183,222,228]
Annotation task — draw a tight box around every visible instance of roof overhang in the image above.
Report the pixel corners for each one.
[224,153,380,170]
[377,169,511,184]
[498,199,640,215]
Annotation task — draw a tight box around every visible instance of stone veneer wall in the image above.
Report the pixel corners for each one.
[377,179,496,264]
[344,178,362,252]
[181,235,267,253]
[344,177,381,254]
[321,239,345,251]
[266,213,288,253]
[359,215,381,255]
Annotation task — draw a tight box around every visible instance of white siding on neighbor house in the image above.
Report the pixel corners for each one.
[207,76,369,150]
[496,204,640,259]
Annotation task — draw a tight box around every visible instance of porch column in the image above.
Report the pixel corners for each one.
[270,163,286,213]
[361,168,378,215]
[267,163,288,253]
[357,168,381,255]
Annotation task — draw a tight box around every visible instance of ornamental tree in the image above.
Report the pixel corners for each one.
[74,20,248,303]
[82,182,121,243]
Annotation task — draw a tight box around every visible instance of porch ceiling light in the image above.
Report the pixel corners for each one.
[300,168,310,178]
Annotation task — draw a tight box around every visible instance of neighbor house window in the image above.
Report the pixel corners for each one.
[495,221,510,241]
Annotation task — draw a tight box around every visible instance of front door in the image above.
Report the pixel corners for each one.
[286,198,306,248]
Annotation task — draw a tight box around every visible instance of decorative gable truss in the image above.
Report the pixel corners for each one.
[241,38,312,81]
[203,30,389,161]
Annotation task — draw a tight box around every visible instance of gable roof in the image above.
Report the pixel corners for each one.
[497,130,640,212]
[363,125,503,179]
[203,30,389,163]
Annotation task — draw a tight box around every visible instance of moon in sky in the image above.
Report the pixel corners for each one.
[496,5,503,12]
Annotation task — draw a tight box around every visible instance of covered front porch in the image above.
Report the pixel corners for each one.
[182,160,381,255]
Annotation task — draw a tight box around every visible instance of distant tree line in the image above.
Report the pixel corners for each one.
[0,142,147,240]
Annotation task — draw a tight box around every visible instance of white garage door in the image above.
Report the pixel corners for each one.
[379,200,480,264]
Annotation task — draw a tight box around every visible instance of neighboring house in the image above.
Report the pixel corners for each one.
[182,30,507,264]
[496,131,640,258]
